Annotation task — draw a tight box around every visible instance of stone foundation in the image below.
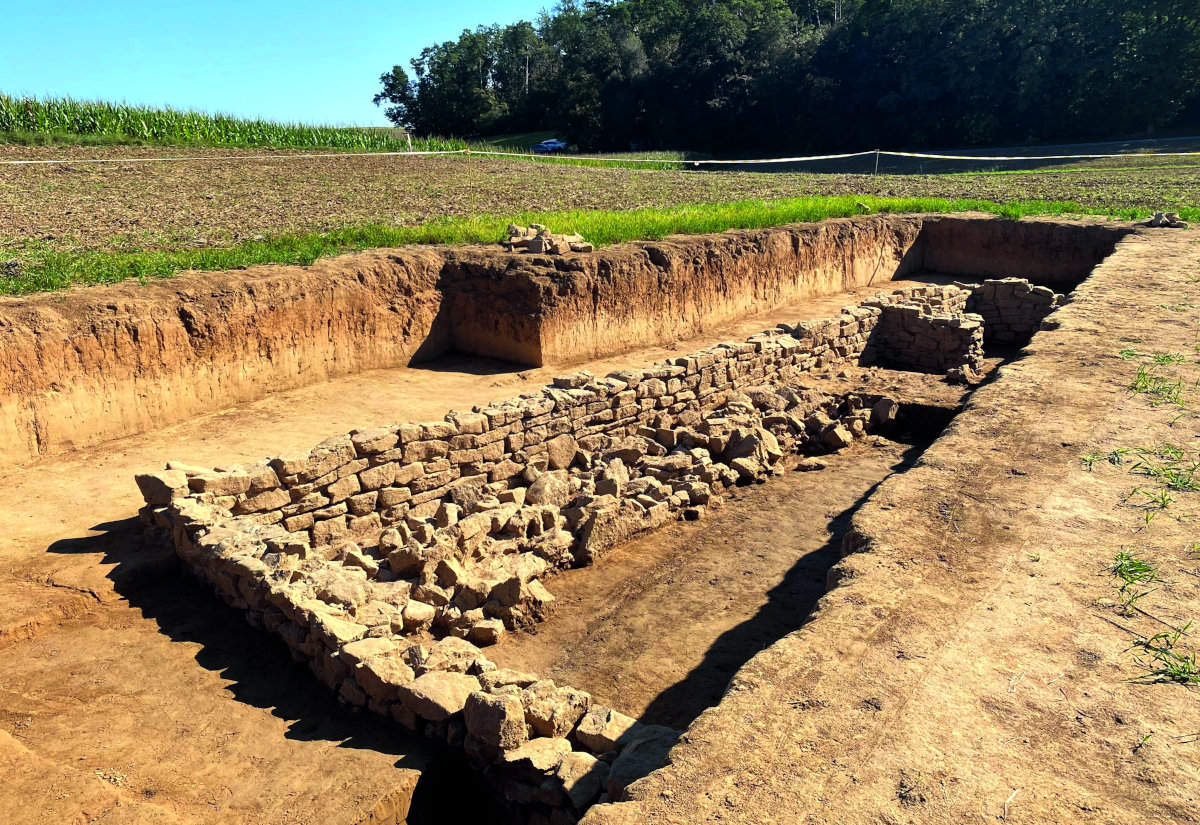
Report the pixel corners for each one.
[966,277,1065,346]
[135,280,1006,821]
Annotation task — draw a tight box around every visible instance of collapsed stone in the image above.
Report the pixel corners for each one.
[506,224,595,254]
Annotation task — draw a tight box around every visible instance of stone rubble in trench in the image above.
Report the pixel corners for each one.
[134,278,1063,823]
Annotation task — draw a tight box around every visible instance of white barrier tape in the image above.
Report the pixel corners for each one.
[0,148,468,166]
[464,149,688,164]
[471,148,1200,164]
[688,151,877,164]
[880,149,1200,161]
[463,149,878,163]
[3,146,1199,168]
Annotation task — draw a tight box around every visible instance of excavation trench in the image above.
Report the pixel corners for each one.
[485,385,963,731]
[63,215,1122,824]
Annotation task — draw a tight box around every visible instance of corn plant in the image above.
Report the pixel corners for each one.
[0,94,468,153]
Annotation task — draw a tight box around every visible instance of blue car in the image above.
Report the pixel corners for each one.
[531,138,568,154]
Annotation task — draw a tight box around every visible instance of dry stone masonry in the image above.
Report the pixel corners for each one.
[135,278,1059,821]
[859,285,984,375]
[964,277,1066,346]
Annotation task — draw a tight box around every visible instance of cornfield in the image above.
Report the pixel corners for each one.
[0,94,467,152]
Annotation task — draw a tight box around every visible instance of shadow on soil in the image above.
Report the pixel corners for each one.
[639,435,931,730]
[47,522,505,825]
[409,351,532,378]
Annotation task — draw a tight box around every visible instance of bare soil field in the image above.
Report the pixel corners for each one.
[1,146,1197,256]
[2,215,1199,825]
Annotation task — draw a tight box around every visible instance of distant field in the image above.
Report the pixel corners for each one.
[1,139,1196,295]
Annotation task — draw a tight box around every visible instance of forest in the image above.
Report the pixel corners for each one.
[373,0,1200,152]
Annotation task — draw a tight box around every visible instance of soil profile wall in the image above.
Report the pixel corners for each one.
[918,217,1125,285]
[0,215,1127,467]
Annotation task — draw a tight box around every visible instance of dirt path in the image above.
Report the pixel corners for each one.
[0,278,939,824]
[490,439,925,729]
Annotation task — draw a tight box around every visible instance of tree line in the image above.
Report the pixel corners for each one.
[373,0,1200,153]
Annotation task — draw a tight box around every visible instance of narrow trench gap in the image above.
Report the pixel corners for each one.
[485,393,955,734]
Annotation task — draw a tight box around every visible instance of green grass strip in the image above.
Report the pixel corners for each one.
[4,195,1193,297]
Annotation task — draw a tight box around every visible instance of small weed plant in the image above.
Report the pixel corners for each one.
[1130,365,1185,406]
[1151,352,1188,366]
[1132,624,1200,685]
[1130,452,1200,492]
[1110,550,1162,613]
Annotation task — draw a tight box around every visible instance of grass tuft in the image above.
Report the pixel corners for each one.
[1129,365,1185,406]
[1110,550,1162,614]
[1132,624,1200,685]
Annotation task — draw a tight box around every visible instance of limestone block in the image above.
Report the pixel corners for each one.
[399,671,481,722]
[135,469,190,505]
[557,751,610,809]
[574,706,640,754]
[500,737,573,775]
[401,599,437,631]
[527,470,571,507]
[523,680,592,738]
[464,691,528,751]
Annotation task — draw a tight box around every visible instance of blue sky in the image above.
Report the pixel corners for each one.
[1,1,548,126]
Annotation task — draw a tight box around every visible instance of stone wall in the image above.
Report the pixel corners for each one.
[139,284,978,554]
[865,306,985,374]
[966,278,1065,346]
[135,284,986,822]
[141,375,898,821]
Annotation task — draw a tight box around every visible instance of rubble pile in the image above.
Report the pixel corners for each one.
[506,224,595,254]
[1144,211,1189,229]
